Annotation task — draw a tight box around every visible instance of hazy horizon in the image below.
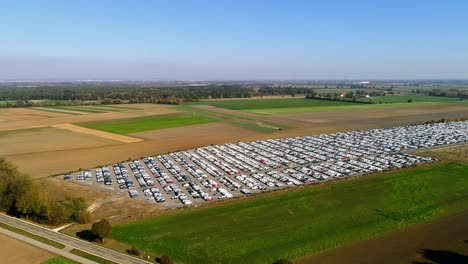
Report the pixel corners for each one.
[1,1,467,80]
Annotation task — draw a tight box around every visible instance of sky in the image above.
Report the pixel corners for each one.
[0,0,467,80]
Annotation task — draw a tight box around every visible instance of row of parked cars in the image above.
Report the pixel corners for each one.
[64,121,467,207]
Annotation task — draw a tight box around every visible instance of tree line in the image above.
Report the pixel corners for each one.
[0,158,91,225]
[0,85,318,107]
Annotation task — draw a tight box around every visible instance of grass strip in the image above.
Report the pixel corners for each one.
[41,257,79,264]
[69,249,118,264]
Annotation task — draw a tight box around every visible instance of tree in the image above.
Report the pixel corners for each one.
[408,99,413,103]
[91,219,112,243]
[158,255,174,264]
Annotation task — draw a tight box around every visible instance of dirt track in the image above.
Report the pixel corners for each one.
[298,210,468,264]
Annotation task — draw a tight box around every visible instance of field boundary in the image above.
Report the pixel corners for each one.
[52,124,143,143]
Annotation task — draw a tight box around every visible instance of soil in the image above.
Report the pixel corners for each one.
[0,233,55,264]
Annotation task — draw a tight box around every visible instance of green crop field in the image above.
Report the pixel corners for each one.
[112,162,468,264]
[244,101,446,115]
[78,114,217,134]
[184,98,352,110]
[355,95,465,104]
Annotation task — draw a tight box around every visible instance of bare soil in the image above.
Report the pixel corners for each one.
[0,233,55,264]
[0,126,122,156]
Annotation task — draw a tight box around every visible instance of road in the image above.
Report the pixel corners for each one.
[0,213,152,264]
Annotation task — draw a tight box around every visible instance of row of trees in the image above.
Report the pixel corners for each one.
[0,85,321,108]
[0,159,91,225]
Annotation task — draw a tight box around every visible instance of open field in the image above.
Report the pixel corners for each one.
[0,104,178,132]
[298,210,468,264]
[245,101,466,115]
[185,97,466,115]
[78,113,217,134]
[0,126,122,156]
[0,233,55,264]
[354,95,466,104]
[184,98,351,110]
[111,162,468,264]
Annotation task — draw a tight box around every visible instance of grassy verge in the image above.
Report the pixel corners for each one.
[112,162,468,264]
[77,113,217,134]
[41,257,78,264]
[0,222,65,249]
[70,249,118,264]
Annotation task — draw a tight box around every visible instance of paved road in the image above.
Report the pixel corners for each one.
[0,213,152,264]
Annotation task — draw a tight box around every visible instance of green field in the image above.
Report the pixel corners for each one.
[41,257,77,264]
[184,98,352,110]
[184,97,464,115]
[112,162,468,264]
[78,114,217,134]
[244,101,448,115]
[355,95,465,104]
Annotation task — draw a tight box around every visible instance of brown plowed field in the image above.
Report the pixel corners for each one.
[298,210,468,264]
[0,126,121,156]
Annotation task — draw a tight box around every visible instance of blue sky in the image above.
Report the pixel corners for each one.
[0,0,467,80]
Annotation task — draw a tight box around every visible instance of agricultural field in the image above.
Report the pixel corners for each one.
[112,162,468,264]
[0,126,122,156]
[184,98,352,110]
[185,97,466,115]
[0,233,55,264]
[354,95,466,104]
[77,113,217,134]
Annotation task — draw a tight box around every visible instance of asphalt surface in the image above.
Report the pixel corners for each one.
[0,213,152,264]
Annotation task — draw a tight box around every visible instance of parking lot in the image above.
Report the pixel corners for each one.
[62,121,468,208]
